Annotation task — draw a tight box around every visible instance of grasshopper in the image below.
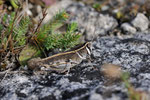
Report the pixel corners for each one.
[27,42,92,73]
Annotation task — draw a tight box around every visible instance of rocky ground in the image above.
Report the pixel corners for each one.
[1,0,150,100]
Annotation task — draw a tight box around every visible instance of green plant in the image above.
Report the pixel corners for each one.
[0,10,81,66]
[93,3,101,11]
[18,10,81,65]
[0,12,30,50]
[44,22,80,50]
[3,12,15,33]
[36,10,68,41]
[35,11,81,51]
[13,16,30,46]
[10,0,19,9]
[0,12,15,50]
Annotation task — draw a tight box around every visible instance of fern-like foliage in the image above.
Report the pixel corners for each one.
[0,12,31,49]
[13,16,31,46]
[58,22,81,50]
[3,12,15,34]
[49,10,69,32]
[36,10,81,51]
[0,12,15,49]
[44,22,81,50]
[36,10,69,42]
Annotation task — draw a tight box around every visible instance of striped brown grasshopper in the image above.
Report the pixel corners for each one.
[27,42,92,73]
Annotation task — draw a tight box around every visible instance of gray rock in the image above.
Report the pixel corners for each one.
[96,14,118,36]
[131,13,149,31]
[66,3,118,40]
[1,33,150,100]
[89,93,103,100]
[121,23,137,34]
[92,34,150,73]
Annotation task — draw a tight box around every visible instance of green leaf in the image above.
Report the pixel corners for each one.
[13,16,31,46]
[67,22,77,33]
[10,0,19,9]
[19,44,42,65]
